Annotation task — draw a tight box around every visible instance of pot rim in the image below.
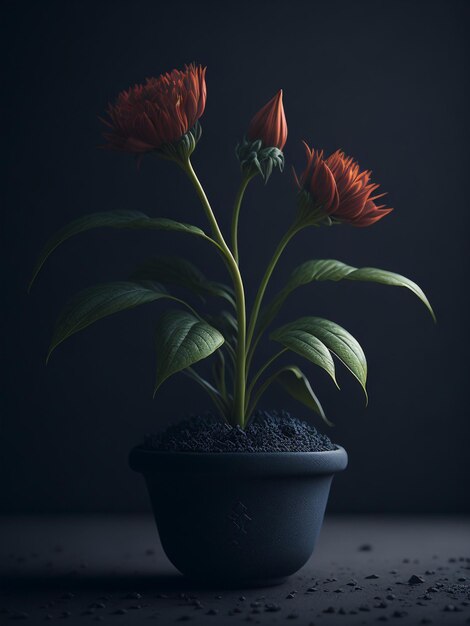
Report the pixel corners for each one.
[129,445,348,476]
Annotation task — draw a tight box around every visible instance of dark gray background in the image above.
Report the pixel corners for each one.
[2,0,468,514]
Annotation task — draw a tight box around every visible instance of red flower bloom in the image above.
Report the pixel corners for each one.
[102,64,207,154]
[247,90,287,150]
[295,143,392,227]
[295,144,339,214]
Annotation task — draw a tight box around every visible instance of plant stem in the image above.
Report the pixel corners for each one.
[182,158,247,428]
[245,348,287,415]
[246,225,301,358]
[184,367,228,420]
[231,173,255,264]
[245,368,285,424]
[214,351,227,401]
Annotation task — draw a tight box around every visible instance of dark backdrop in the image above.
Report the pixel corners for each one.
[2,0,468,514]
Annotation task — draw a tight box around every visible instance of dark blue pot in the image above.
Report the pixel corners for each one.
[129,447,347,587]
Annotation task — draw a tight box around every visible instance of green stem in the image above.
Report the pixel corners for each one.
[184,367,228,421]
[213,351,227,401]
[167,295,204,322]
[246,225,301,360]
[231,173,255,264]
[245,348,287,414]
[182,158,247,428]
[246,327,264,375]
[245,367,286,424]
[222,341,237,367]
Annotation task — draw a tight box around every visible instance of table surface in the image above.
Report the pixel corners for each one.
[0,515,469,625]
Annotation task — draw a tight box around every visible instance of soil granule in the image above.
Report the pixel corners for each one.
[142,410,336,453]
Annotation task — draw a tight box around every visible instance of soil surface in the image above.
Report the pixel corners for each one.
[143,410,336,453]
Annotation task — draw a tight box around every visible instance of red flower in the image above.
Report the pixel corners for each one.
[295,143,392,227]
[102,64,207,154]
[295,144,339,214]
[247,90,287,150]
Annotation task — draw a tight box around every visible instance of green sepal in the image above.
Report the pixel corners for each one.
[235,136,284,182]
[157,121,203,162]
[294,189,333,228]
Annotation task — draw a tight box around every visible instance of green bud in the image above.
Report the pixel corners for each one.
[235,136,284,183]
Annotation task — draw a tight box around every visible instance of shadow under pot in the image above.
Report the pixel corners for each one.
[129,447,348,587]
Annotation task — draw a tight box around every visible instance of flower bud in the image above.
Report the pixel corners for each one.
[247,90,287,151]
[236,90,288,182]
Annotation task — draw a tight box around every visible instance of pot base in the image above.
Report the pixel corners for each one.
[130,448,348,585]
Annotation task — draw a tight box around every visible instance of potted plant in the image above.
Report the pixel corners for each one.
[30,64,434,586]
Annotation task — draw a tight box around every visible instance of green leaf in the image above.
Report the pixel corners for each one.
[206,310,238,345]
[154,310,224,392]
[275,365,330,424]
[345,267,435,321]
[130,256,235,306]
[261,259,435,329]
[245,364,329,425]
[271,316,367,398]
[270,320,337,386]
[205,311,237,367]
[29,210,212,290]
[48,281,174,361]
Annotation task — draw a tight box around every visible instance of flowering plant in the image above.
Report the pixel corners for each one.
[30,64,434,429]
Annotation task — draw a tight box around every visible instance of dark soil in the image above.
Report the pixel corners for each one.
[143,410,336,453]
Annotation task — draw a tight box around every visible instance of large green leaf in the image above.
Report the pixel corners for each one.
[154,310,224,392]
[29,210,212,290]
[346,267,435,321]
[271,316,367,397]
[48,281,175,361]
[275,365,328,423]
[130,256,235,306]
[270,320,337,386]
[261,259,435,330]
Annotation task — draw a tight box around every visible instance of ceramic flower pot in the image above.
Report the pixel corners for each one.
[129,446,347,587]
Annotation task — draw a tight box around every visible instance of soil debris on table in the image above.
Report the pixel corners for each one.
[1,519,469,625]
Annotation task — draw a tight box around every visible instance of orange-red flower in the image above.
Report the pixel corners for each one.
[247,90,287,150]
[102,64,207,154]
[295,143,392,227]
